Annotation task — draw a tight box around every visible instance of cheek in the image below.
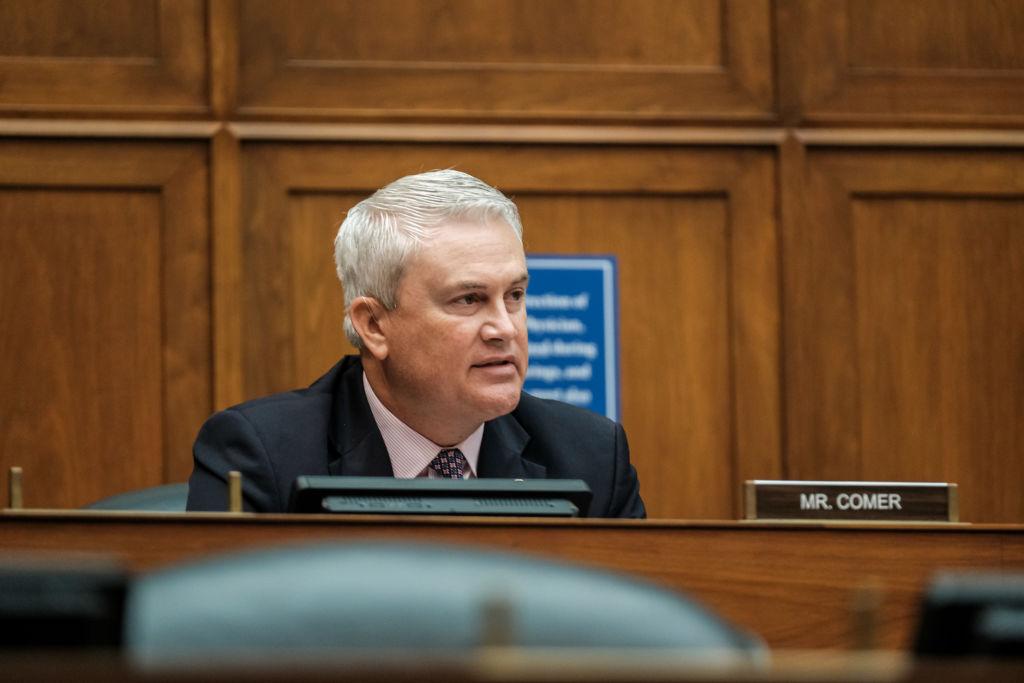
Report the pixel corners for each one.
[424,321,474,361]
[515,312,529,341]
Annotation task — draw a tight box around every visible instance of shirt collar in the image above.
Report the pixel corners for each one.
[362,372,482,478]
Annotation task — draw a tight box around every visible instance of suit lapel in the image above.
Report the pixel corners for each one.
[478,412,546,479]
[326,357,394,477]
[333,436,394,476]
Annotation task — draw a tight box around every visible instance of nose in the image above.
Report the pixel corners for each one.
[482,300,518,342]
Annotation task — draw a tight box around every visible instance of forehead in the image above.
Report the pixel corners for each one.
[411,219,525,276]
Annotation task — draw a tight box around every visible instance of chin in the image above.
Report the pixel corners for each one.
[470,387,522,421]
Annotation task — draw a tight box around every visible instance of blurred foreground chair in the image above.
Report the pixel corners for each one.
[125,541,764,665]
[83,483,188,512]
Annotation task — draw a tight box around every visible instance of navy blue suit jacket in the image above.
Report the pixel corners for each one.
[187,356,645,518]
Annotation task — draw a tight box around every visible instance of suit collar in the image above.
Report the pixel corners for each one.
[326,357,394,476]
[478,412,546,479]
[325,356,544,479]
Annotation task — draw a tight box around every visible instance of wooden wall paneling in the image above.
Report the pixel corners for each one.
[777,0,1024,126]
[238,142,781,519]
[728,147,784,492]
[209,0,240,120]
[234,0,775,123]
[519,193,737,518]
[160,145,213,483]
[285,192,361,385]
[782,142,1024,522]
[211,128,245,411]
[0,140,211,507]
[778,135,861,475]
[0,0,208,117]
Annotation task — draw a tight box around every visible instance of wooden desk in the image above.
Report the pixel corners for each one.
[3,649,1024,682]
[4,649,1024,683]
[2,511,1022,651]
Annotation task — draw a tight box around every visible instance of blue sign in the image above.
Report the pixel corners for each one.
[523,255,619,421]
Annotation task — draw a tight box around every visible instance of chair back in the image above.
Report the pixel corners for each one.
[125,541,765,664]
[84,483,189,512]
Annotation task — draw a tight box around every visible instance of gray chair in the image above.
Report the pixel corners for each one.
[83,483,189,512]
[125,541,764,665]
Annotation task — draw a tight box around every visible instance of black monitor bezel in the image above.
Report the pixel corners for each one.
[289,476,593,517]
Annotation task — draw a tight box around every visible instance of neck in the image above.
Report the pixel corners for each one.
[361,356,479,446]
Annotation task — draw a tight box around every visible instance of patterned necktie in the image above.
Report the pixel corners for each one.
[429,448,467,479]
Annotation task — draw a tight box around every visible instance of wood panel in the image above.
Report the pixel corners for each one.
[777,0,1024,126]
[781,145,1024,522]
[236,142,781,519]
[0,141,211,507]
[0,0,207,116]
[235,0,774,123]
[3,512,1023,651]
[518,196,734,520]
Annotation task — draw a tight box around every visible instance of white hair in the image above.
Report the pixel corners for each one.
[334,169,523,348]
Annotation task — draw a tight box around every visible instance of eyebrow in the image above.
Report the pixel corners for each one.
[452,273,529,290]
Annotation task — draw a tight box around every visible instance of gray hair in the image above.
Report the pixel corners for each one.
[334,169,523,348]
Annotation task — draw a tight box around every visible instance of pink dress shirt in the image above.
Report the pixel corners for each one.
[362,373,482,479]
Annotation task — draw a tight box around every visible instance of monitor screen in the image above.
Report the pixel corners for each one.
[0,559,126,649]
[289,476,592,517]
[914,572,1024,657]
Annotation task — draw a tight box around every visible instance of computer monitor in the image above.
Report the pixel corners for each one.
[288,476,592,517]
[0,559,126,649]
[913,572,1024,657]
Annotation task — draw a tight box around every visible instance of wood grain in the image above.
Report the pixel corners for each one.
[0,0,208,116]
[287,191,362,383]
[0,189,163,506]
[0,0,156,58]
[518,195,733,519]
[0,120,220,138]
[2,1,1024,528]
[211,128,246,410]
[208,0,240,120]
[228,122,788,145]
[782,147,1024,522]
[160,144,212,483]
[2,511,1021,651]
[237,142,780,520]
[234,0,774,123]
[0,141,211,506]
[777,0,1024,126]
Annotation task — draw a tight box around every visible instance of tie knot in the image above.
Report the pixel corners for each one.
[429,448,467,479]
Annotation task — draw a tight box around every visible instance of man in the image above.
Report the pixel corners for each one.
[187,170,645,517]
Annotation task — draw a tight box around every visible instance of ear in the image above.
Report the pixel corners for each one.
[349,297,390,360]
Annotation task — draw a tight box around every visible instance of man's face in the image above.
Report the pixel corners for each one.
[377,218,529,439]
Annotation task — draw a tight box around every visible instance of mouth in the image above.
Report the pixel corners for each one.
[472,358,518,371]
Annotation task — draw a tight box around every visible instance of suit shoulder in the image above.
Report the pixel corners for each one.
[226,385,330,419]
[210,391,326,440]
[213,356,357,427]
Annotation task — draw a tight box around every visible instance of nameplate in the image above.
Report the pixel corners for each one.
[744,480,958,522]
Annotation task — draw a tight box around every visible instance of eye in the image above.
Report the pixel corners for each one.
[506,288,526,308]
[454,293,482,306]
